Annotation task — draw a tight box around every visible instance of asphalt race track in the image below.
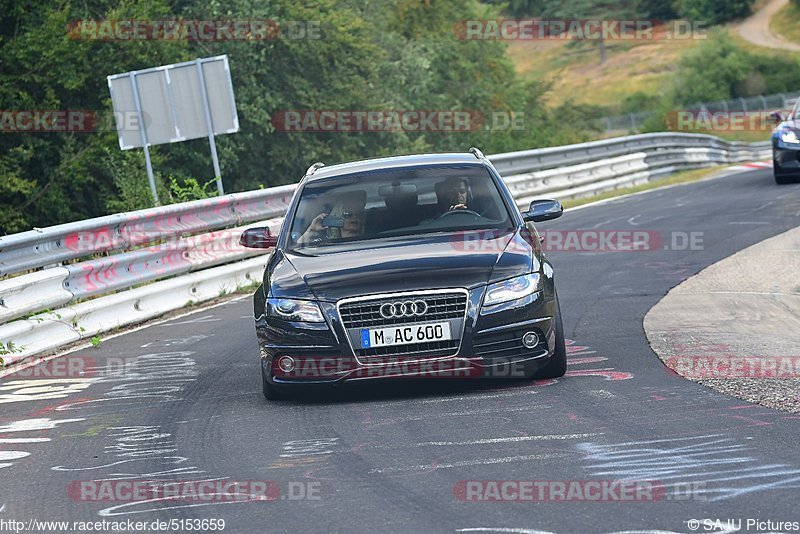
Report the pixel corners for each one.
[2,168,800,534]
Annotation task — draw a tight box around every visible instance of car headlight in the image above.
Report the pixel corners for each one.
[267,298,325,322]
[483,273,542,307]
[780,130,800,144]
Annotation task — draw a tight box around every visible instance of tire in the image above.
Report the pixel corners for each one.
[774,158,792,184]
[774,172,792,184]
[534,293,567,379]
[262,364,288,400]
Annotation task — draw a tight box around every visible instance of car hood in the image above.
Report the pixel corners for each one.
[775,119,800,132]
[269,229,535,302]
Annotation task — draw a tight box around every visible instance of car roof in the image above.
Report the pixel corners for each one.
[304,153,486,182]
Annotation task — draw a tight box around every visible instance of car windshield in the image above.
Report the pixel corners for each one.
[287,164,514,253]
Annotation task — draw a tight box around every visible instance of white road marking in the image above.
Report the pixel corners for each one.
[589,218,614,229]
[373,405,551,424]
[587,390,616,399]
[369,453,568,474]
[578,435,800,501]
[0,379,94,404]
[0,438,50,444]
[0,295,242,380]
[0,418,85,433]
[420,389,540,404]
[279,438,339,458]
[414,433,602,447]
[0,452,30,461]
[160,314,220,326]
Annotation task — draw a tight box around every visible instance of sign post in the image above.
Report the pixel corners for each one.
[195,59,224,196]
[108,55,239,205]
[128,71,159,205]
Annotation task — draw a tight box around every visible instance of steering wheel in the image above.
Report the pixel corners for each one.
[438,208,482,219]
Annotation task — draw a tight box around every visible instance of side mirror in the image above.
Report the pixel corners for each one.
[523,199,563,223]
[240,227,278,249]
[770,111,785,124]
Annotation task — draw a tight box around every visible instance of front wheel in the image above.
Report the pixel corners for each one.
[774,156,791,184]
[262,364,288,400]
[534,294,567,379]
[774,171,792,185]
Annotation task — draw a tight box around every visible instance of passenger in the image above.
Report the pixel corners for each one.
[297,191,367,244]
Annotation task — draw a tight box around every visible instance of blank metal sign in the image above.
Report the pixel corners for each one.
[108,55,239,150]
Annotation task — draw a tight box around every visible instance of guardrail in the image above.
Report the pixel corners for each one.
[0,132,772,367]
[600,92,799,134]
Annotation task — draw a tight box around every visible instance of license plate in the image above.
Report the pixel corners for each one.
[360,322,452,348]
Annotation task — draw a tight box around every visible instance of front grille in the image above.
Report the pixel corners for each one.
[357,339,461,361]
[473,328,546,361]
[339,291,467,362]
[339,292,467,329]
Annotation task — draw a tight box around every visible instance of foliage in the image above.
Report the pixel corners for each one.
[546,0,645,64]
[670,30,800,105]
[168,177,217,203]
[0,0,188,233]
[674,0,753,25]
[2,0,600,234]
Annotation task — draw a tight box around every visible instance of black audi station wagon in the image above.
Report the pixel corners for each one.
[241,148,566,399]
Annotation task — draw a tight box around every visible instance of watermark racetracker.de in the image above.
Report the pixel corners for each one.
[453,480,710,501]
[451,229,705,253]
[0,110,145,133]
[270,110,525,132]
[67,19,321,41]
[455,19,707,41]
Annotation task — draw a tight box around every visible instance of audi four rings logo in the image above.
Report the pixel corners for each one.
[379,300,428,319]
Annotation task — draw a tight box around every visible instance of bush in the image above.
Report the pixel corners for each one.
[675,0,754,25]
[670,30,800,105]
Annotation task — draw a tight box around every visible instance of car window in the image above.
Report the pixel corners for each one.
[287,164,513,253]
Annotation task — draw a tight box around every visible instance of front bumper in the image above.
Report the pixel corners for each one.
[256,286,557,387]
[773,140,800,175]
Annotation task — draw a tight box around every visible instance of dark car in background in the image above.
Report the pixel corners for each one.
[772,99,800,184]
[241,149,566,399]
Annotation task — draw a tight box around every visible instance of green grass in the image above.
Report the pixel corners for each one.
[770,2,800,45]
[506,26,698,109]
[562,166,727,209]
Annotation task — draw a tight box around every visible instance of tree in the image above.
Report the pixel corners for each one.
[548,0,644,64]
[675,0,753,25]
[1,0,589,233]
[670,30,800,104]
[0,0,188,233]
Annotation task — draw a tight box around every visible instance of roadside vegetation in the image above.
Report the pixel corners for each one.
[2,0,798,233]
[510,1,800,137]
[1,0,599,234]
[770,0,800,45]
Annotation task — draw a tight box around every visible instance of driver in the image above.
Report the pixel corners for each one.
[439,177,470,212]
